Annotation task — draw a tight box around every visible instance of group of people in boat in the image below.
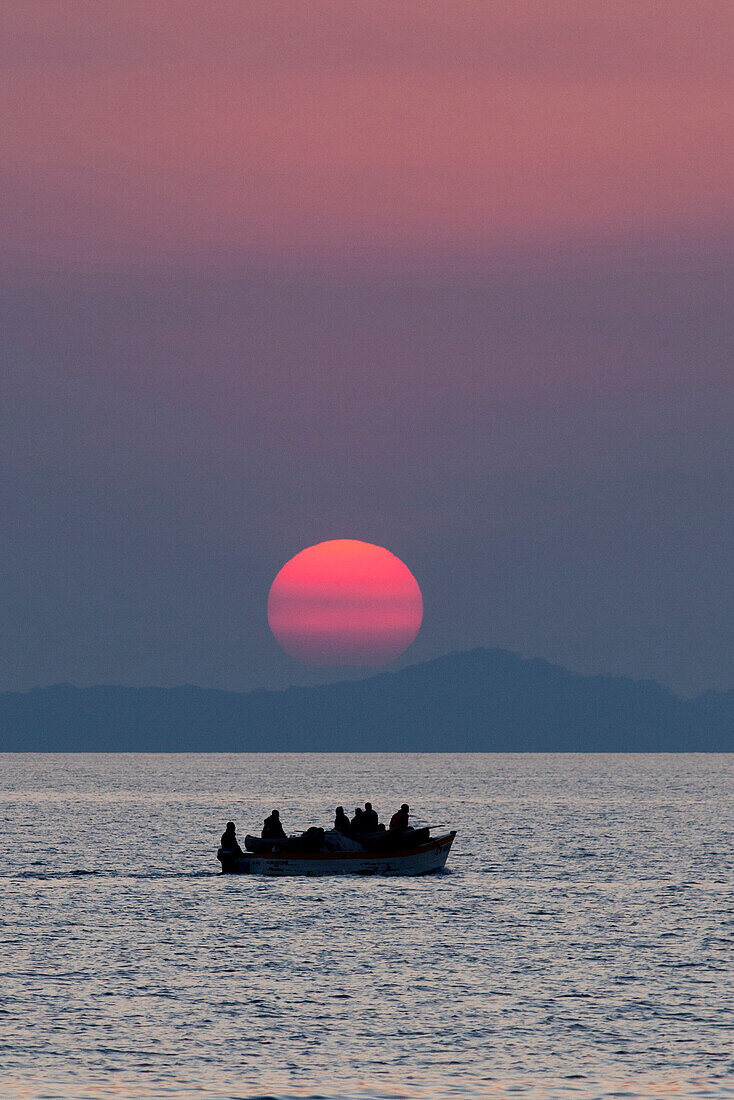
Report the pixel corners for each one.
[334,802,410,836]
[220,802,414,857]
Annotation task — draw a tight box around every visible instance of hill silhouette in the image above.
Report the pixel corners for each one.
[0,649,731,752]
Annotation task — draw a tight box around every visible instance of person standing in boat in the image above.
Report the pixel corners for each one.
[362,802,379,831]
[262,809,286,840]
[334,806,351,835]
[389,804,410,831]
[220,821,244,855]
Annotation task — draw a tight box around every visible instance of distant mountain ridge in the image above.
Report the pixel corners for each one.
[0,648,731,752]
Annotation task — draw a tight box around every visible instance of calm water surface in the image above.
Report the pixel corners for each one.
[1,753,732,1100]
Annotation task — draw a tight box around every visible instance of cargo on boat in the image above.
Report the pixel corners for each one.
[217,829,456,876]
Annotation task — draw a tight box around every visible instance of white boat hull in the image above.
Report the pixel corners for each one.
[218,832,456,877]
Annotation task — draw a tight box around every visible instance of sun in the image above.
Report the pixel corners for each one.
[267,539,423,667]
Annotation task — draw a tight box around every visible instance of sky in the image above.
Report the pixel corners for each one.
[0,1,732,695]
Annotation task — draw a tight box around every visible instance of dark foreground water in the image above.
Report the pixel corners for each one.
[1,753,732,1100]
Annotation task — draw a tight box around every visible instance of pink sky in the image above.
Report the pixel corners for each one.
[1,1,731,268]
[0,4,732,695]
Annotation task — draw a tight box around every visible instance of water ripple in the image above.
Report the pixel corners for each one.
[1,751,732,1100]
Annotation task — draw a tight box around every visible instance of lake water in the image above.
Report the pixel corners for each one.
[1,753,732,1100]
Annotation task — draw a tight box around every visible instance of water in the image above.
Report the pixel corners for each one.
[1,753,732,1100]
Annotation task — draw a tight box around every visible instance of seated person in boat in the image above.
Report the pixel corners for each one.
[334,806,351,835]
[262,809,286,840]
[389,803,410,831]
[362,802,379,831]
[351,806,365,833]
[301,825,325,852]
[220,821,244,855]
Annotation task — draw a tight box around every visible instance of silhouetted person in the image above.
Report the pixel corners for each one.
[363,802,379,831]
[351,806,365,833]
[389,804,410,831]
[334,806,351,835]
[301,826,325,852]
[262,809,286,840]
[220,821,244,855]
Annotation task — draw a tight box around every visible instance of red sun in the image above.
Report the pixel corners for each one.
[267,539,423,667]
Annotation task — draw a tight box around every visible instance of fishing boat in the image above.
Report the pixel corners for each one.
[217,830,456,876]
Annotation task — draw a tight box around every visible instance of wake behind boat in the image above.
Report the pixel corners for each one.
[217,803,456,876]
